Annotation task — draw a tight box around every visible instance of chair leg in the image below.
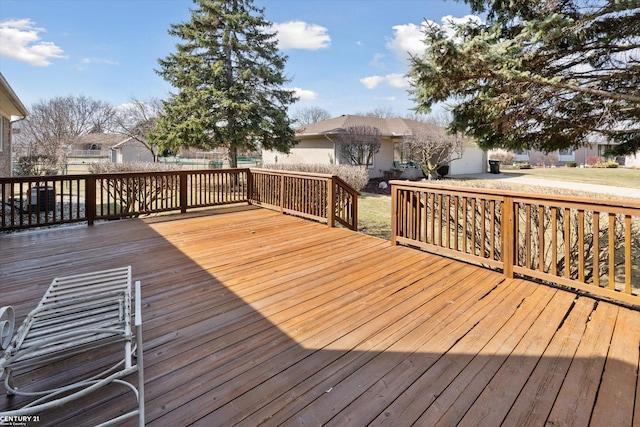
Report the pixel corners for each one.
[5,368,15,396]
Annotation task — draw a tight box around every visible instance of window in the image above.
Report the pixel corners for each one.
[0,117,4,152]
[514,149,529,161]
[393,142,415,168]
[558,148,575,161]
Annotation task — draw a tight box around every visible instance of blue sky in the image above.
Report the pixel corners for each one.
[0,0,478,118]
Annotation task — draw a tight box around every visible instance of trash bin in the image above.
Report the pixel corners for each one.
[488,160,501,174]
[30,186,55,213]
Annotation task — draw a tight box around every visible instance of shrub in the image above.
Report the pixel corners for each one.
[586,156,603,166]
[88,162,182,174]
[489,152,515,165]
[592,160,619,168]
[565,161,577,168]
[513,162,532,169]
[262,164,370,191]
[14,154,59,176]
[88,162,183,216]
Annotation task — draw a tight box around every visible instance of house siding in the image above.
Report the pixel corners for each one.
[263,139,337,165]
[0,115,10,177]
[450,143,487,175]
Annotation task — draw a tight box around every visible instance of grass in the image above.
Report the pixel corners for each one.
[501,167,640,188]
[358,193,392,240]
[357,167,640,241]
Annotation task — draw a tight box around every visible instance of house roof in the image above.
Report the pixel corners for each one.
[112,137,139,149]
[0,72,28,118]
[295,115,438,137]
[70,133,129,150]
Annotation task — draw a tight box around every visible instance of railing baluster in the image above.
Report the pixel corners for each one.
[389,180,640,306]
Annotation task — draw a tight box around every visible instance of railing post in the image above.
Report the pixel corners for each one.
[86,176,96,226]
[328,177,336,228]
[391,182,398,245]
[279,173,285,213]
[180,172,188,213]
[502,195,515,278]
[246,169,253,204]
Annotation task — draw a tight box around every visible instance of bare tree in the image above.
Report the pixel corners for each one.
[112,97,163,161]
[400,121,464,179]
[15,95,115,173]
[355,106,396,119]
[291,106,331,126]
[336,125,382,167]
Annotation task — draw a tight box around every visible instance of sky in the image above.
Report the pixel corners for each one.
[0,0,479,119]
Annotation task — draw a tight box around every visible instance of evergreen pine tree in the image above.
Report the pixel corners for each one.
[409,0,640,156]
[153,0,298,167]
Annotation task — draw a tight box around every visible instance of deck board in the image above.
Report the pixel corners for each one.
[1,206,638,426]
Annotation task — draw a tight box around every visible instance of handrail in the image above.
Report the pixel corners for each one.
[248,168,358,231]
[391,180,640,306]
[1,169,358,232]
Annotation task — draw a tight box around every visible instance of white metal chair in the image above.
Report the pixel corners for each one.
[0,266,144,426]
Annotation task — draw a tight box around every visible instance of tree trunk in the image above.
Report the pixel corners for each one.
[228,145,238,169]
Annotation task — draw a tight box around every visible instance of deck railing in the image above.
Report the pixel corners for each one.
[1,169,358,232]
[249,168,358,230]
[391,181,640,306]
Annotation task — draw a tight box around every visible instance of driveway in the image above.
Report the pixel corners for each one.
[459,172,640,199]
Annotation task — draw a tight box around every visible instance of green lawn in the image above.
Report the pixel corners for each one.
[357,193,392,240]
[357,167,640,240]
[501,167,640,189]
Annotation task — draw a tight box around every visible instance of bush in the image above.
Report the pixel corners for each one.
[513,162,532,169]
[489,152,515,165]
[262,164,369,191]
[88,162,182,174]
[14,154,59,176]
[565,161,577,168]
[88,162,184,216]
[592,160,619,168]
[587,156,603,166]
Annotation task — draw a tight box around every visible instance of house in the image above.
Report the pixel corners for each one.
[491,134,640,168]
[110,137,153,163]
[262,115,487,179]
[65,133,152,173]
[0,73,28,178]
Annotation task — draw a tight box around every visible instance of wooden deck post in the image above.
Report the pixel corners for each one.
[501,196,515,278]
[86,176,96,226]
[246,169,253,205]
[328,177,336,228]
[179,172,188,213]
[391,182,398,245]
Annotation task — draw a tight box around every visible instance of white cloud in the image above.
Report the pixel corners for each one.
[386,15,482,61]
[360,74,411,90]
[385,73,411,89]
[386,23,426,60]
[369,53,386,69]
[271,21,330,50]
[0,18,67,66]
[360,75,385,89]
[291,87,318,101]
[75,57,119,71]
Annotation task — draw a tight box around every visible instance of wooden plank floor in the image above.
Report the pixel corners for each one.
[1,206,639,426]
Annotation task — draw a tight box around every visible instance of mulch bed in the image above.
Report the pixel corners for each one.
[362,178,392,195]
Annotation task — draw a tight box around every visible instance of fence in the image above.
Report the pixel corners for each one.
[391,181,640,306]
[1,169,358,232]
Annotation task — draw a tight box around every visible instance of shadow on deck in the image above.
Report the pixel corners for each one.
[1,206,639,426]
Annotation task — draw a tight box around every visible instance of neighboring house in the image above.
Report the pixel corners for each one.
[262,115,487,179]
[0,73,28,178]
[110,137,153,163]
[492,134,640,168]
[66,133,152,173]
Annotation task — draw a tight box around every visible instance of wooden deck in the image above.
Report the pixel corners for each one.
[1,207,639,426]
